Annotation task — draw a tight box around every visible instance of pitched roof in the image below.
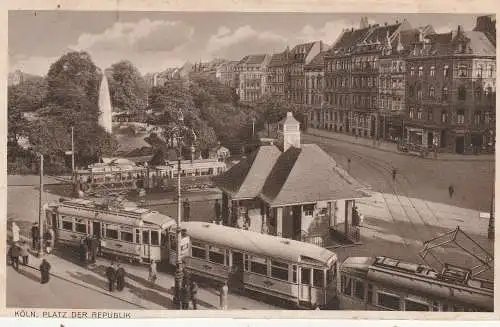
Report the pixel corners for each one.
[464,31,496,56]
[268,51,289,67]
[260,144,368,207]
[304,51,326,70]
[330,27,372,52]
[364,23,401,44]
[214,145,282,200]
[239,54,268,65]
[291,42,315,54]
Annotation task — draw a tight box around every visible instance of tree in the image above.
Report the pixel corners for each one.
[106,61,148,112]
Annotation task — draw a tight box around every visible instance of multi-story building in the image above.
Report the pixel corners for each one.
[266,49,290,99]
[405,25,496,154]
[305,51,326,129]
[288,41,324,106]
[216,61,239,89]
[474,15,496,47]
[378,27,432,141]
[323,19,412,137]
[237,54,271,103]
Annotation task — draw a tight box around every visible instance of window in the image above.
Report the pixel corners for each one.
[457,110,465,124]
[417,108,422,120]
[430,66,435,76]
[478,65,483,77]
[418,66,423,76]
[135,229,140,244]
[410,66,415,76]
[191,241,206,259]
[341,275,352,296]
[475,87,483,100]
[443,65,449,77]
[488,65,494,77]
[442,87,449,100]
[458,64,467,77]
[486,86,493,100]
[105,224,119,239]
[151,231,159,246]
[302,268,311,285]
[142,230,150,244]
[441,111,448,123]
[75,218,86,233]
[250,256,268,275]
[409,108,415,119]
[292,265,297,283]
[271,260,289,281]
[313,269,324,287]
[303,204,314,216]
[377,292,400,310]
[120,228,133,243]
[474,111,481,126]
[417,86,422,100]
[208,246,225,265]
[427,108,433,121]
[353,280,365,300]
[405,299,430,311]
[485,111,491,125]
[409,85,415,97]
[61,218,73,231]
[458,86,466,100]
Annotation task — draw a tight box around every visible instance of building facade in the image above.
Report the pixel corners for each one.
[305,52,325,129]
[405,25,496,154]
[237,54,272,103]
[266,49,290,99]
[216,61,239,89]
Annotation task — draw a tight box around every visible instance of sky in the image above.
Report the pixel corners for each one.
[9,11,486,76]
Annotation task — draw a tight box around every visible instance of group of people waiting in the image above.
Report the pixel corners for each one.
[179,273,199,310]
[106,261,127,292]
[7,241,51,285]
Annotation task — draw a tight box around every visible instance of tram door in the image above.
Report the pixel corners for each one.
[92,222,101,238]
[230,251,244,290]
[142,230,151,259]
[300,267,312,304]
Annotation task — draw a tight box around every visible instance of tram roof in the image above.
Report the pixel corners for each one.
[53,200,176,229]
[181,221,337,265]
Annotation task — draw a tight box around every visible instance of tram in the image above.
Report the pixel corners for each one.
[338,256,493,312]
[44,198,190,263]
[179,221,338,309]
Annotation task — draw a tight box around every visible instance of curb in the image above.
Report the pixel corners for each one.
[305,131,495,163]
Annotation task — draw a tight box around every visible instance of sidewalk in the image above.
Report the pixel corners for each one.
[6,236,276,310]
[306,128,494,162]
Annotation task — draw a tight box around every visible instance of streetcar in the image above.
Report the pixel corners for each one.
[44,198,190,263]
[178,221,339,309]
[338,256,493,312]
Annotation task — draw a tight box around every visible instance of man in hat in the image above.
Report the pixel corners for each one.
[106,261,117,292]
[40,259,51,284]
[115,263,126,291]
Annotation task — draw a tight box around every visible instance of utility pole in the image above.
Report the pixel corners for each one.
[252,117,256,137]
[38,154,44,257]
[71,127,75,172]
[488,130,495,240]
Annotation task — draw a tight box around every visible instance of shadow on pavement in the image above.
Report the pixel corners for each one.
[67,271,108,291]
[16,266,41,283]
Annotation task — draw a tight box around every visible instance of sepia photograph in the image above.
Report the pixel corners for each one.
[5,8,496,315]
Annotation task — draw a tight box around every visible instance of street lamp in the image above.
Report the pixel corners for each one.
[171,109,197,309]
[488,130,495,240]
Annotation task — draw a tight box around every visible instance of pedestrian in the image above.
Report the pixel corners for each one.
[116,264,126,292]
[106,262,117,292]
[31,223,39,250]
[392,168,397,181]
[190,280,199,310]
[79,238,89,266]
[448,185,454,198]
[39,259,51,284]
[214,199,221,224]
[19,242,29,266]
[219,282,228,310]
[181,283,191,309]
[148,260,157,284]
[183,198,191,222]
[10,243,21,271]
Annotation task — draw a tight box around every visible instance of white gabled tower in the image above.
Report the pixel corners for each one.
[277,112,301,152]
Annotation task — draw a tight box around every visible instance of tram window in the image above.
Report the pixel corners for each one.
[75,219,87,233]
[250,257,268,276]
[191,241,206,259]
[405,299,430,311]
[271,260,289,281]
[301,268,311,285]
[120,231,133,243]
[377,292,400,311]
[453,305,465,312]
[341,275,352,296]
[135,229,140,244]
[367,284,373,304]
[151,231,159,245]
[244,255,250,271]
[62,220,73,231]
[432,301,439,311]
[142,231,150,245]
[353,280,365,300]
[106,225,119,240]
[209,246,225,265]
[313,269,324,287]
[292,265,297,283]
